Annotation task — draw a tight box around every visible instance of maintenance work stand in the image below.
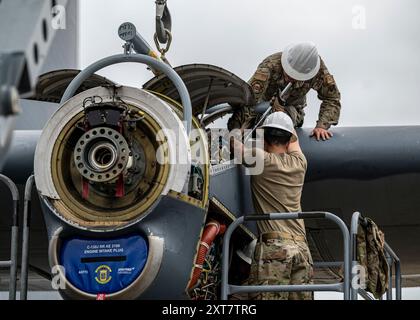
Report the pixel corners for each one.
[221,211,402,300]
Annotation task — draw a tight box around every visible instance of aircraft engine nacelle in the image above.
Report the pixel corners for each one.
[34,85,209,299]
[35,86,191,230]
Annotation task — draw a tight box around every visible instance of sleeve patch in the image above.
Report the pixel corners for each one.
[324,74,335,86]
[251,81,264,94]
[253,70,270,82]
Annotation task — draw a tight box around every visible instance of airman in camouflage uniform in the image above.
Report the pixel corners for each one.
[231,112,314,300]
[228,51,341,141]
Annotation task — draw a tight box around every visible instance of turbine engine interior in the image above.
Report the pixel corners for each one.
[35,86,192,230]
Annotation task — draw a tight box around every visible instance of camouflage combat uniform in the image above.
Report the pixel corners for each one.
[248,237,313,300]
[228,52,341,130]
[357,218,389,299]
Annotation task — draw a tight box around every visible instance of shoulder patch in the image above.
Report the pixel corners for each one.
[312,76,323,90]
[324,74,335,86]
[253,70,270,82]
[251,81,264,94]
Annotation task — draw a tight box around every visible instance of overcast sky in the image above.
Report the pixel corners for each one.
[79,0,420,128]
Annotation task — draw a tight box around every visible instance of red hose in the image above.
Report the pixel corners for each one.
[188,221,226,289]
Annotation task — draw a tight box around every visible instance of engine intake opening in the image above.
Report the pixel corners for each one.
[35,86,193,231]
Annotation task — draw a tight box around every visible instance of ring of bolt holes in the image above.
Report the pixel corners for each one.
[74,128,130,182]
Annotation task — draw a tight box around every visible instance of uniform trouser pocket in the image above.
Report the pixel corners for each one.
[250,241,295,282]
[249,240,313,285]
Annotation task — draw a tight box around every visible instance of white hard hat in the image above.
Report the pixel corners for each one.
[281,42,321,81]
[236,239,257,265]
[259,112,297,142]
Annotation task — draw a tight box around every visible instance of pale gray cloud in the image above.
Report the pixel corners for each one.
[80,0,420,128]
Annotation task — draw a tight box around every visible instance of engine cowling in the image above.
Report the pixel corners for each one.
[34,85,191,231]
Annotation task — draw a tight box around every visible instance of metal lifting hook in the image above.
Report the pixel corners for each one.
[155,0,172,44]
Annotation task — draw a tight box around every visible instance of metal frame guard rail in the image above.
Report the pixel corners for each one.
[20,175,35,300]
[60,53,193,135]
[221,212,351,300]
[350,212,402,300]
[0,174,19,300]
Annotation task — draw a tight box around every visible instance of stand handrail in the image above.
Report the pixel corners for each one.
[221,211,351,300]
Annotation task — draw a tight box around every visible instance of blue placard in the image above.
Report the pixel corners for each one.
[60,234,148,294]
